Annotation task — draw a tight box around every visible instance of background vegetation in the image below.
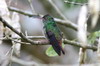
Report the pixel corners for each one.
[0,0,100,66]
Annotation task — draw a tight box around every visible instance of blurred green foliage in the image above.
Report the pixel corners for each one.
[88,31,100,45]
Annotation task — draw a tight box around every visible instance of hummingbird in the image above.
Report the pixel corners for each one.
[42,14,65,56]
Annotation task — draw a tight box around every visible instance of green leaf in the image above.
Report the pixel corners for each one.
[88,31,100,44]
[46,43,65,57]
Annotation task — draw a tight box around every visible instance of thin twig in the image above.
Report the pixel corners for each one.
[48,0,67,20]
[8,7,40,18]
[9,37,48,45]
[0,36,46,40]
[64,0,88,6]
[28,0,37,15]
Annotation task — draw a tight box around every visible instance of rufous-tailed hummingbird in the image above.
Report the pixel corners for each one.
[42,14,65,56]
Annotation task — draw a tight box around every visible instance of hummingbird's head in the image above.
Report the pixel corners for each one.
[42,14,53,22]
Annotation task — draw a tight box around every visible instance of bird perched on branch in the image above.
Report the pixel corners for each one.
[42,14,65,56]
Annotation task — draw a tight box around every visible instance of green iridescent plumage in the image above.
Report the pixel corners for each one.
[42,14,65,56]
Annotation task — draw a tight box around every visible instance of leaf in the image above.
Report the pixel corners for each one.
[46,43,65,57]
[88,31,100,44]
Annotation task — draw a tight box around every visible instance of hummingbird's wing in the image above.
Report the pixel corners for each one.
[46,31,65,56]
[43,26,49,40]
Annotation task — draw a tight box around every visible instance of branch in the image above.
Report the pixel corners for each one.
[64,0,88,6]
[48,0,67,20]
[63,39,97,51]
[0,16,46,45]
[8,7,78,31]
[28,0,37,15]
[9,37,48,45]
[0,7,96,51]
[64,0,100,15]
[8,7,39,17]
[54,18,77,31]
[7,37,99,51]
[0,36,97,51]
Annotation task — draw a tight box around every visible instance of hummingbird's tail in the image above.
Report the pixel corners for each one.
[61,47,65,55]
[51,43,65,56]
[51,44,61,56]
[49,36,65,56]
[46,31,65,56]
